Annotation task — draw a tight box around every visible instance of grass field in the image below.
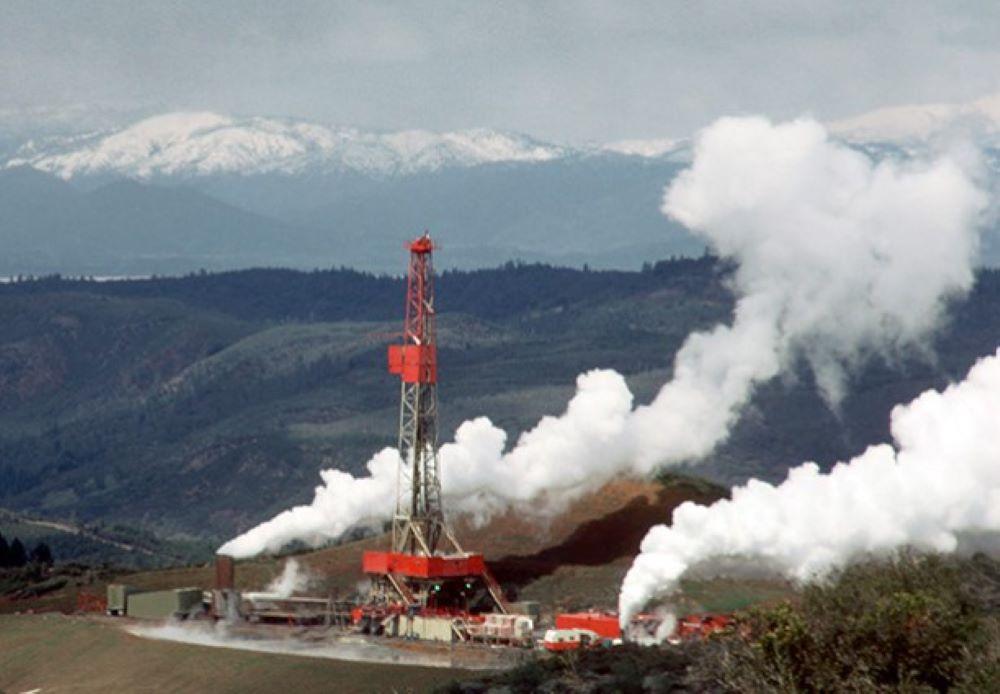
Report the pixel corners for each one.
[0,614,465,694]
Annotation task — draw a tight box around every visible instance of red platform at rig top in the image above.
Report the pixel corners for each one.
[362,551,486,578]
[387,344,437,384]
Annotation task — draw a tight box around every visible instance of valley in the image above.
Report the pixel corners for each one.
[0,258,997,563]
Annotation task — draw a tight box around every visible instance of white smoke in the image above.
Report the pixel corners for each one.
[219,116,988,560]
[620,348,1000,625]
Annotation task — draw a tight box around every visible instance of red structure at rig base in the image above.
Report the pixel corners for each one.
[362,233,507,616]
[361,551,485,578]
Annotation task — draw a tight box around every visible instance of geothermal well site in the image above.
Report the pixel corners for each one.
[7,114,998,691]
[4,13,1000,684]
[81,130,1000,671]
[95,234,724,664]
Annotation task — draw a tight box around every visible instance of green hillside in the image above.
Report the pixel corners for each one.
[0,259,997,564]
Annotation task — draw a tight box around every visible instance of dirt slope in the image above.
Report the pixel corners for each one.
[1,475,728,614]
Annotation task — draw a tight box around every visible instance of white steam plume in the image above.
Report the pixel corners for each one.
[628,116,986,468]
[620,348,1000,625]
[243,559,311,601]
[219,116,988,559]
[266,559,310,597]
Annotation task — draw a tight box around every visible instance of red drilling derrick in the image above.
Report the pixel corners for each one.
[386,232,456,556]
[362,232,507,616]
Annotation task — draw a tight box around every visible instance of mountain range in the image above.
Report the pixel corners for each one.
[3,97,1000,276]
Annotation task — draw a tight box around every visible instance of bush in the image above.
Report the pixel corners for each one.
[696,553,999,692]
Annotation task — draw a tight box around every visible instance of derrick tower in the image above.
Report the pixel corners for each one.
[361,232,506,615]
[387,232,460,556]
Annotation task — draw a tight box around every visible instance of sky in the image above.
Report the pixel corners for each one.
[3,1,1000,142]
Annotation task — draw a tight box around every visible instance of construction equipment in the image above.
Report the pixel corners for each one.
[361,233,509,629]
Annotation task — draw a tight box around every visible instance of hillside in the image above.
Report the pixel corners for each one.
[3,475,781,621]
[0,259,998,562]
[0,166,315,276]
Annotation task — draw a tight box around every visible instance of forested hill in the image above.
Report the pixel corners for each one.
[0,258,997,564]
[0,255,720,322]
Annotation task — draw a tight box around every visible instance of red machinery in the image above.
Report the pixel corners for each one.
[551,610,733,646]
[362,233,506,615]
[674,612,732,640]
[555,611,622,640]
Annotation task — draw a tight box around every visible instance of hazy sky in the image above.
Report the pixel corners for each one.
[4,1,1000,141]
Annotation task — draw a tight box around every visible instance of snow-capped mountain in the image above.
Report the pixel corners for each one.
[601,137,683,158]
[2,111,700,181]
[828,93,1000,143]
[3,102,998,279]
[5,112,579,180]
[9,94,1000,184]
[0,112,699,277]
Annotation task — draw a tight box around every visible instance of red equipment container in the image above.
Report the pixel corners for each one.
[555,611,622,640]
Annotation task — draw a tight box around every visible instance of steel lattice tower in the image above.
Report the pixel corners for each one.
[387,233,461,557]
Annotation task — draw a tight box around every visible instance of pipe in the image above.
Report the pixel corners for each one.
[215,553,235,591]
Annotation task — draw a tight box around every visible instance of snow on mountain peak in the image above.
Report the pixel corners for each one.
[828,92,1000,143]
[602,137,681,158]
[5,112,571,179]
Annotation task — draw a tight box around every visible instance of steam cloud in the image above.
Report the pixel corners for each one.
[127,621,478,669]
[219,116,988,559]
[266,559,310,597]
[620,348,1000,624]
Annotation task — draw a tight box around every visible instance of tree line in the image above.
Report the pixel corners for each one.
[0,532,53,568]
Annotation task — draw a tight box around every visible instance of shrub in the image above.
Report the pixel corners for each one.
[697,553,997,692]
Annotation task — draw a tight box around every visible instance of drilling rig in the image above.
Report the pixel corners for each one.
[361,233,507,621]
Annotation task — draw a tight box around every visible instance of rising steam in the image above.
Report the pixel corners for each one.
[219,116,988,559]
[620,348,1000,625]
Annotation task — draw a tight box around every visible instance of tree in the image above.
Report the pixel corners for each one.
[0,532,9,568]
[30,542,53,566]
[8,538,27,567]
